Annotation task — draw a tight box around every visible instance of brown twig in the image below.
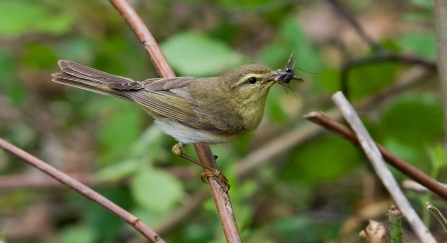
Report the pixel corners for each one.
[0,138,164,243]
[0,174,105,190]
[108,0,241,242]
[304,111,447,201]
[0,167,196,191]
[332,92,436,243]
[108,0,174,78]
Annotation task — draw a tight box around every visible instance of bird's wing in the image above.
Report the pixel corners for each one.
[124,77,199,124]
[128,77,233,134]
[53,61,232,134]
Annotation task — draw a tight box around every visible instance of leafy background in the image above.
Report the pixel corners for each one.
[0,0,446,242]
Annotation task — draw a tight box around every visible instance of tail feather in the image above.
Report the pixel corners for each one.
[58,60,134,84]
[51,60,133,100]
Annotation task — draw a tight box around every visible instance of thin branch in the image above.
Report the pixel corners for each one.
[108,0,241,242]
[332,92,437,243]
[0,174,107,190]
[0,167,196,191]
[304,111,447,201]
[327,0,438,100]
[0,138,164,243]
[340,52,437,100]
[426,202,447,233]
[108,0,174,78]
[327,0,384,52]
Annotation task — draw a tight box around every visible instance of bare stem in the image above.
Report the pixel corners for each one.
[426,202,447,233]
[327,0,383,52]
[108,0,241,242]
[0,138,164,243]
[332,92,436,243]
[388,205,403,243]
[304,111,447,201]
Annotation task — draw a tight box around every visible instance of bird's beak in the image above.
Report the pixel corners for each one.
[269,70,281,82]
[269,70,304,84]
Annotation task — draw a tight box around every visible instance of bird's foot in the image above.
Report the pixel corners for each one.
[172,143,230,192]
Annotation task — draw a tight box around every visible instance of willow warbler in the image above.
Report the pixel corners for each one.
[51,55,302,187]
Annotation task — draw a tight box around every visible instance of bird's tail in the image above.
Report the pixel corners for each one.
[51,60,133,100]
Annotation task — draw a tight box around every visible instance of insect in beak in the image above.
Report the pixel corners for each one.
[272,52,304,84]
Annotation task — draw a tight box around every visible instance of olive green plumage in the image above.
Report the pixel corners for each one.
[52,61,280,144]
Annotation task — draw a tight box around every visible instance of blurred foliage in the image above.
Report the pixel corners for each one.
[0,0,446,242]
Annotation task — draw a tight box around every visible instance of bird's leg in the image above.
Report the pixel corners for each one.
[172,143,229,191]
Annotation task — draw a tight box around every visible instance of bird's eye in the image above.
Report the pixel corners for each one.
[248,77,257,84]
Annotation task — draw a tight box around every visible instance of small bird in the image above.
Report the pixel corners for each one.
[52,55,302,189]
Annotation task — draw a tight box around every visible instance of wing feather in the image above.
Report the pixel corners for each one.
[52,60,232,134]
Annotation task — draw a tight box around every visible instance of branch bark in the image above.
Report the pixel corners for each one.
[304,111,447,201]
[332,92,437,243]
[0,138,164,243]
[108,0,241,242]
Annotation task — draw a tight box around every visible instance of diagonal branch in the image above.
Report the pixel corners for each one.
[332,92,437,243]
[108,0,241,242]
[0,138,165,243]
[304,111,447,201]
[340,53,437,99]
[328,0,438,100]
[327,0,384,52]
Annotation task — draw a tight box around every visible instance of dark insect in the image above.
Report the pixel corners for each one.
[274,52,304,84]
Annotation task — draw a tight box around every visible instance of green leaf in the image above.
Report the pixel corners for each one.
[259,17,322,73]
[0,49,26,104]
[131,166,183,212]
[427,145,447,172]
[280,17,322,72]
[265,87,289,124]
[131,124,168,158]
[161,31,245,76]
[22,43,58,68]
[97,102,143,162]
[380,93,445,146]
[217,0,275,9]
[56,39,95,63]
[383,138,425,165]
[398,32,436,59]
[281,136,361,184]
[409,0,434,9]
[348,62,401,100]
[96,159,139,181]
[319,68,340,92]
[0,1,74,37]
[83,188,131,242]
[60,225,96,243]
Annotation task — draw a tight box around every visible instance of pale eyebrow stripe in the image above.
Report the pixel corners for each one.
[232,73,265,88]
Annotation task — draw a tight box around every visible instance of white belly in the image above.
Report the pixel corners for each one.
[155,119,229,144]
